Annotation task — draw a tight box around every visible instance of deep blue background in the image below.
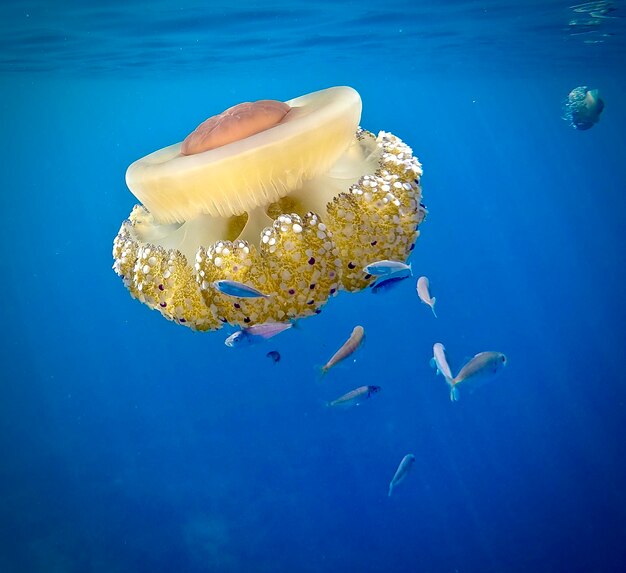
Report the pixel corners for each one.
[1,1,626,572]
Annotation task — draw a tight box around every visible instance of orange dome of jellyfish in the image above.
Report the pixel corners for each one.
[112,86,426,331]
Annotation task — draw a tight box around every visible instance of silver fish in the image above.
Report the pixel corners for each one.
[322,325,365,374]
[327,385,380,407]
[429,342,453,380]
[224,330,252,348]
[388,454,416,497]
[224,321,292,347]
[447,351,508,401]
[213,279,270,299]
[363,259,412,277]
[416,276,437,317]
[245,321,293,339]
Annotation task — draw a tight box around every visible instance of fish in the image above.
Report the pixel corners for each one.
[327,385,381,407]
[322,325,365,374]
[429,342,453,380]
[213,279,270,299]
[224,321,293,347]
[245,321,293,339]
[388,454,416,497]
[445,351,508,401]
[416,276,437,317]
[370,272,411,294]
[362,259,412,277]
[224,330,251,348]
[266,350,281,363]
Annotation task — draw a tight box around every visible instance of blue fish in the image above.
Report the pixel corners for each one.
[213,279,270,299]
[370,272,410,294]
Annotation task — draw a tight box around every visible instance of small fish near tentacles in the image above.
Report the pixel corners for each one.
[369,272,411,294]
[224,321,293,347]
[388,454,416,497]
[416,276,437,317]
[321,325,365,375]
[327,385,381,407]
[213,279,270,299]
[437,350,508,401]
[363,259,412,277]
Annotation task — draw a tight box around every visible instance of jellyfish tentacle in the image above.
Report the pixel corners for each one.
[325,132,425,292]
[112,209,220,331]
[196,239,276,327]
[326,192,368,291]
[112,219,139,287]
[238,205,274,245]
[159,249,218,330]
[260,212,342,321]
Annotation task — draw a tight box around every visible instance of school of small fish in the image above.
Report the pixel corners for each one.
[220,255,507,497]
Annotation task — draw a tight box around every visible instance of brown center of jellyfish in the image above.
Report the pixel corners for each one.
[181,100,291,155]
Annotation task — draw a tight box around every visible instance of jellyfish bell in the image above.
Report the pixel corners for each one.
[585,88,604,115]
[113,86,426,331]
[125,87,363,226]
[181,99,292,155]
[563,86,605,130]
[574,88,604,130]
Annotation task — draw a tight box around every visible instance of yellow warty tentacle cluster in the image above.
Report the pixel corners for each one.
[112,130,425,331]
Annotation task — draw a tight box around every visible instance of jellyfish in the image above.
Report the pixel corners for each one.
[112,86,426,331]
[563,86,604,130]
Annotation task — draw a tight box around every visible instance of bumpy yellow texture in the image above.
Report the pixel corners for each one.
[112,130,425,330]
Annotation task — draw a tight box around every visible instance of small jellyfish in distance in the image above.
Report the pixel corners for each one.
[112,86,426,331]
[563,86,604,130]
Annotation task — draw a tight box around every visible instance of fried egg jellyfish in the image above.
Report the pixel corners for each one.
[112,86,426,331]
[563,86,605,130]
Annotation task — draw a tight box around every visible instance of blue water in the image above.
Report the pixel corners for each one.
[2,1,626,572]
